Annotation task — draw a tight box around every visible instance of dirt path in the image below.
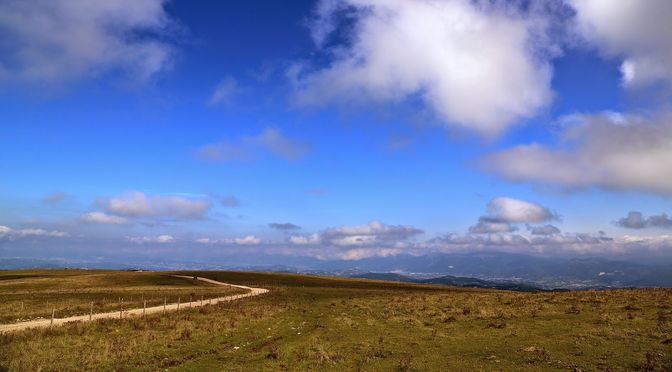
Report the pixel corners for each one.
[0,275,269,333]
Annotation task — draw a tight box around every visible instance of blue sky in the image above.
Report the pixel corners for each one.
[2,0,672,264]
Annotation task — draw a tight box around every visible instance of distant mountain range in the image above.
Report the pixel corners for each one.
[319,252,672,289]
[351,272,547,292]
[2,251,672,289]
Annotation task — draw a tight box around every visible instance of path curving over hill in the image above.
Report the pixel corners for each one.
[0,275,269,333]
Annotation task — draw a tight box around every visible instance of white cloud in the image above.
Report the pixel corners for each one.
[480,112,672,195]
[569,0,672,87]
[81,212,129,225]
[98,191,211,220]
[233,235,261,245]
[486,197,556,223]
[208,77,239,106]
[16,229,69,238]
[195,235,261,245]
[321,220,423,243]
[323,219,422,238]
[468,197,556,234]
[0,225,68,239]
[291,0,555,137]
[196,128,311,162]
[128,234,174,244]
[288,220,422,249]
[330,235,378,247]
[0,0,177,85]
[289,233,321,245]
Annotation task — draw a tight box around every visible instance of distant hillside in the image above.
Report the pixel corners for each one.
[351,272,546,292]
[351,272,416,282]
[418,275,546,292]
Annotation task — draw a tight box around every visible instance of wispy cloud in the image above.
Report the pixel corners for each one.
[269,222,301,231]
[0,0,178,86]
[43,191,68,204]
[195,128,311,162]
[127,235,175,244]
[81,212,130,225]
[208,76,239,106]
[305,188,326,196]
[195,235,261,245]
[220,196,241,207]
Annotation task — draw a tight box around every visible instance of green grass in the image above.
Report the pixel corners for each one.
[0,270,671,371]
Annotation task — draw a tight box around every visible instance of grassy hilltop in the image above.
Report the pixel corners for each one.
[0,269,671,371]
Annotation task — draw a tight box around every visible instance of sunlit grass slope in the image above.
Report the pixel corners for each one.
[0,270,670,371]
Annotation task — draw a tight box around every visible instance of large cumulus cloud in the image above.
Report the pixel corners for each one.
[291,0,556,137]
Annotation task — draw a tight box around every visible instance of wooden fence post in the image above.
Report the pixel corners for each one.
[200,295,203,306]
[143,299,146,317]
[119,298,122,319]
[163,297,166,314]
[50,308,55,328]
